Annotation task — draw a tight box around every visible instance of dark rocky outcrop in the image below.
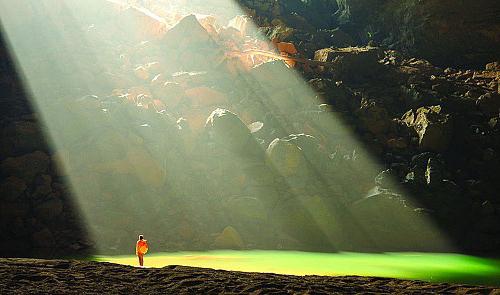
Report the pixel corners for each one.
[238,0,500,68]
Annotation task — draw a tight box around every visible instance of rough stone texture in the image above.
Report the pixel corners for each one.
[1,259,498,294]
[402,106,453,152]
[1,0,500,257]
[378,0,500,67]
[238,0,500,68]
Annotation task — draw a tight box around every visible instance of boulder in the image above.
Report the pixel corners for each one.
[266,137,304,177]
[485,62,500,71]
[374,169,399,190]
[213,226,244,249]
[314,46,382,82]
[161,15,223,71]
[476,92,500,117]
[402,106,452,152]
[205,108,262,156]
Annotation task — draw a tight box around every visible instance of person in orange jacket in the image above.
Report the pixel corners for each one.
[136,235,148,267]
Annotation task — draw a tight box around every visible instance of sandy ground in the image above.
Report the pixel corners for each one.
[1,258,499,294]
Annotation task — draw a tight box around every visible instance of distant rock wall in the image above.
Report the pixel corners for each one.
[238,0,500,67]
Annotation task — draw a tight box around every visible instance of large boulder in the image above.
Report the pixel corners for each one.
[161,15,223,71]
[212,226,244,249]
[402,105,453,152]
[205,108,262,157]
[265,134,324,178]
[314,46,383,82]
[476,92,500,117]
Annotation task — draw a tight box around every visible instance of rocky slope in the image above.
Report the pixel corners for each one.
[0,0,499,257]
[237,0,500,67]
[1,258,498,294]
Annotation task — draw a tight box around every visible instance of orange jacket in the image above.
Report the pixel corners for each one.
[136,239,148,255]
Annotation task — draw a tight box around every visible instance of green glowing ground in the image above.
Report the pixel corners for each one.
[95,251,500,286]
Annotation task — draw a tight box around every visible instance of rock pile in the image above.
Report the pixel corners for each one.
[0,1,499,256]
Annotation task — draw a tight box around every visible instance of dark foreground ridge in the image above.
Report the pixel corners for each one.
[1,258,498,294]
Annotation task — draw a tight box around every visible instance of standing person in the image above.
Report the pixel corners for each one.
[136,235,148,267]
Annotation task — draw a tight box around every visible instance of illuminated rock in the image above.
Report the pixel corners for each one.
[213,226,244,249]
[151,81,184,109]
[402,106,453,152]
[134,65,150,81]
[266,137,305,177]
[127,148,166,188]
[205,108,261,156]
[161,15,223,71]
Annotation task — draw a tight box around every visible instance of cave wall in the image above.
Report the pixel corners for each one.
[377,0,500,67]
[238,0,500,67]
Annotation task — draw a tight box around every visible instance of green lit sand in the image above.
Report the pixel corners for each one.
[95,251,500,286]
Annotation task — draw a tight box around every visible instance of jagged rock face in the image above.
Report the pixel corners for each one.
[333,0,500,67]
[378,0,500,67]
[238,0,500,67]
